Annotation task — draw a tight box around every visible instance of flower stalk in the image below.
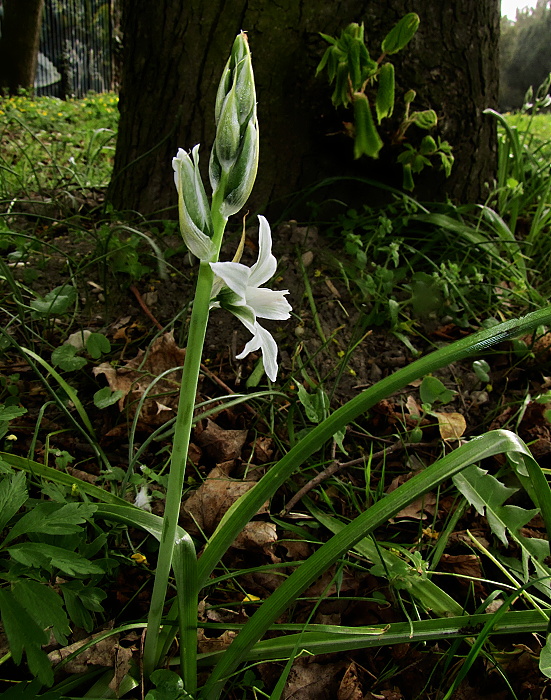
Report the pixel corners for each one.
[142,31,290,686]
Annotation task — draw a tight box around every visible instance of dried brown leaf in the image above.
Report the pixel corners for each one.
[183,466,268,535]
[434,411,466,440]
[338,661,364,700]
[93,332,185,430]
[48,633,119,674]
[197,628,237,653]
[195,418,248,462]
[284,659,344,700]
[232,521,278,557]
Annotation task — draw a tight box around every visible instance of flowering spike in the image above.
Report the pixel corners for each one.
[210,32,259,217]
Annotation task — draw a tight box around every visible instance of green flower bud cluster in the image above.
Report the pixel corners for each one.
[173,32,259,260]
[210,32,259,218]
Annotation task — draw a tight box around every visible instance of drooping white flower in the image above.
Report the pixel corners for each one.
[210,216,291,381]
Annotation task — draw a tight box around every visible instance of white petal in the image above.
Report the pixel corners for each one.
[209,261,251,299]
[236,331,262,359]
[179,200,216,260]
[236,323,279,382]
[246,287,292,320]
[248,216,277,287]
[227,303,257,334]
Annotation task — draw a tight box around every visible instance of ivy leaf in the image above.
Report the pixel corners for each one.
[51,344,87,371]
[7,542,104,576]
[0,588,53,686]
[419,375,455,405]
[0,405,27,422]
[86,332,111,359]
[145,670,194,700]
[93,386,124,409]
[30,285,76,316]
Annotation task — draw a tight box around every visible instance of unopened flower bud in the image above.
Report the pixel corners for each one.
[172,145,215,260]
[210,32,259,216]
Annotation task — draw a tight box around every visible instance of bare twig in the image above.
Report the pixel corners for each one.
[281,440,428,515]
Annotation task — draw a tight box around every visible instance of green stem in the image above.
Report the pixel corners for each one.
[142,260,213,678]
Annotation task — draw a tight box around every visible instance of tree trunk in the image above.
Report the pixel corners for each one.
[108,0,499,219]
[0,0,45,94]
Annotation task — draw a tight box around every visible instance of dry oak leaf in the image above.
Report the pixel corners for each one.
[232,521,279,559]
[93,332,185,430]
[284,659,344,700]
[197,628,236,654]
[386,475,436,521]
[48,632,121,675]
[338,661,364,700]
[194,418,248,462]
[183,466,268,535]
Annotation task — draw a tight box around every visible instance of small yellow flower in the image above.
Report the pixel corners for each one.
[242,593,261,602]
[5,434,17,441]
[131,552,149,565]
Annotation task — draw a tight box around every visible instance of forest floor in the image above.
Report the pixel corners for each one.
[2,203,551,699]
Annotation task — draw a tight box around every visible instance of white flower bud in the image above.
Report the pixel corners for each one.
[172,146,215,261]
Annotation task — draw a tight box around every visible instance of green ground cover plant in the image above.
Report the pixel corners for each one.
[0,34,551,700]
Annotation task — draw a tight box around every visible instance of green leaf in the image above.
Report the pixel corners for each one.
[86,332,111,359]
[60,580,106,632]
[297,385,329,424]
[0,588,53,686]
[411,109,438,130]
[540,635,551,678]
[3,502,97,545]
[472,359,491,383]
[453,465,536,546]
[0,405,27,422]
[376,62,395,123]
[11,579,71,645]
[7,542,104,576]
[381,13,420,54]
[352,92,383,159]
[30,285,76,316]
[419,376,455,405]
[0,472,27,532]
[51,344,88,371]
[93,386,124,409]
[146,669,194,700]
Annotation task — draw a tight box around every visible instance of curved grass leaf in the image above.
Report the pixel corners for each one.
[201,430,538,697]
[198,306,551,588]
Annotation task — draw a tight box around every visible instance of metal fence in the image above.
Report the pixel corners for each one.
[37,0,120,98]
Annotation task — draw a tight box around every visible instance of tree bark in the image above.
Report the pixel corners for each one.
[108,0,499,219]
[0,0,45,94]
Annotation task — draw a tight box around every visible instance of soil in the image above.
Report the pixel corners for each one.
[1,207,551,698]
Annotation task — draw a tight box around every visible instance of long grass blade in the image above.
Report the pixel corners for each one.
[200,430,538,697]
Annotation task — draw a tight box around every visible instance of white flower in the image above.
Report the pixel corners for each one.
[134,485,152,511]
[210,216,291,381]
